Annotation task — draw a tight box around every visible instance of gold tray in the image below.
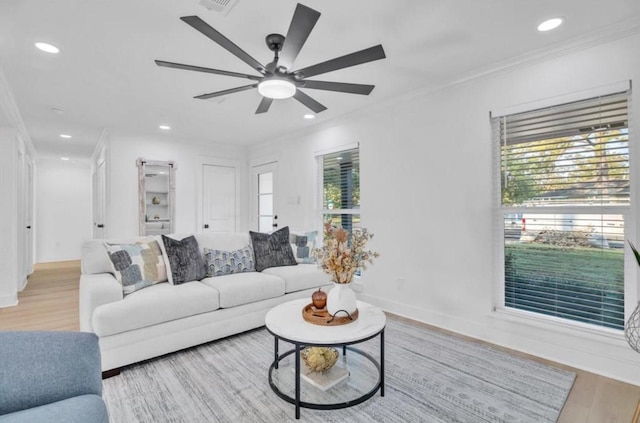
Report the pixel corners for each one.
[302,303,359,326]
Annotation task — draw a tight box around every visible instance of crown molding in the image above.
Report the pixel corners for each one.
[0,67,36,158]
[445,17,640,91]
[266,17,640,146]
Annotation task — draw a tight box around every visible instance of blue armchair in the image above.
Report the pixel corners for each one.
[0,331,109,423]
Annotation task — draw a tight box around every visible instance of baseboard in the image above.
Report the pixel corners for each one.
[0,293,18,308]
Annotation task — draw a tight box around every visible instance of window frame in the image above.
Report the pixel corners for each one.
[316,143,361,230]
[491,88,637,334]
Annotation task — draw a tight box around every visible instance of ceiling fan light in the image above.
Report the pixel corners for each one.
[258,79,296,99]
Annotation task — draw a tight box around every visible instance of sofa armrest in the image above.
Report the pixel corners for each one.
[0,331,102,415]
[79,273,123,333]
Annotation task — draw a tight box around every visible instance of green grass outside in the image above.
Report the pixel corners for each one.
[505,243,624,291]
[504,243,625,329]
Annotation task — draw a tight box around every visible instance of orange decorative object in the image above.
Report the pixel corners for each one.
[311,287,327,309]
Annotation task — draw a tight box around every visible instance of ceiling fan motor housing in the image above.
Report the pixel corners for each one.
[265,33,285,52]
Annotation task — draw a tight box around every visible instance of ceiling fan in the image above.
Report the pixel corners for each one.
[155,3,386,114]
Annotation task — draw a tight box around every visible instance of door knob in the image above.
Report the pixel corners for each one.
[26,226,31,229]
[204,224,209,229]
[97,224,104,228]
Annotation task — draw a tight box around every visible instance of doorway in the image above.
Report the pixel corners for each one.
[252,162,277,232]
[92,160,106,239]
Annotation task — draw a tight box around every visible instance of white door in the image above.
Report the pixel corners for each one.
[92,160,106,239]
[252,162,277,232]
[202,164,236,232]
[23,156,34,278]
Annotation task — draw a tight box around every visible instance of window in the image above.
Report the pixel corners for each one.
[320,147,360,231]
[494,91,630,330]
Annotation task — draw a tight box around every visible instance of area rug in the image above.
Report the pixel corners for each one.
[102,315,575,423]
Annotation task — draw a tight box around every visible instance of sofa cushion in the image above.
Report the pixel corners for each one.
[92,282,220,337]
[199,272,285,308]
[0,395,109,423]
[262,264,330,293]
[249,226,297,272]
[105,240,167,295]
[81,236,159,275]
[162,235,206,285]
[204,246,255,277]
[194,232,252,252]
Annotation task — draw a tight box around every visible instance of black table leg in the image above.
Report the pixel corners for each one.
[343,345,347,355]
[295,344,301,419]
[274,337,279,369]
[380,329,385,397]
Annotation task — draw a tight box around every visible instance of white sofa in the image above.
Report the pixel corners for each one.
[79,232,330,373]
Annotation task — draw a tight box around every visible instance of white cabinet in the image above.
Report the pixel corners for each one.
[137,159,175,236]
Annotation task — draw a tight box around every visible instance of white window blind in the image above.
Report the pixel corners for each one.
[320,147,360,231]
[500,92,629,207]
[494,91,629,330]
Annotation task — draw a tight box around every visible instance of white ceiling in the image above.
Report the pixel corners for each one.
[1,0,638,159]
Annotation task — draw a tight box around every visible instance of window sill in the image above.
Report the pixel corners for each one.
[491,307,626,347]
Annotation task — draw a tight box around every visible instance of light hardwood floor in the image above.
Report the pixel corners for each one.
[1,261,639,423]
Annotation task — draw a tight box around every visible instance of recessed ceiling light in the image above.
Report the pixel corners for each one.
[537,17,563,32]
[61,157,70,161]
[159,125,171,130]
[304,114,315,119]
[59,134,72,139]
[35,42,60,54]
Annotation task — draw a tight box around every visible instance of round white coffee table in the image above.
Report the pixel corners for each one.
[265,298,386,419]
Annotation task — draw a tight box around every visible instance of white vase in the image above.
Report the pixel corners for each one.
[326,283,357,316]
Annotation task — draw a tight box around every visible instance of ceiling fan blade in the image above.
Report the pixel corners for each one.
[302,80,375,95]
[194,84,257,100]
[155,60,262,81]
[293,90,327,113]
[278,4,321,71]
[255,97,274,114]
[180,16,267,74]
[295,45,386,79]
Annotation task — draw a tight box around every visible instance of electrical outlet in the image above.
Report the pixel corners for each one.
[396,277,406,289]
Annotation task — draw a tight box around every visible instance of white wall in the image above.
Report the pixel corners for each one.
[249,34,640,385]
[0,127,19,306]
[104,134,249,239]
[35,158,92,262]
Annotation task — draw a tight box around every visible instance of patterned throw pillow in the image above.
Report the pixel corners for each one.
[249,226,298,272]
[161,235,207,285]
[105,241,167,295]
[289,231,318,264]
[204,246,255,277]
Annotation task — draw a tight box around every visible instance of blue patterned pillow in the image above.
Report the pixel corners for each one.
[204,246,255,277]
[289,231,318,264]
[105,241,167,295]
